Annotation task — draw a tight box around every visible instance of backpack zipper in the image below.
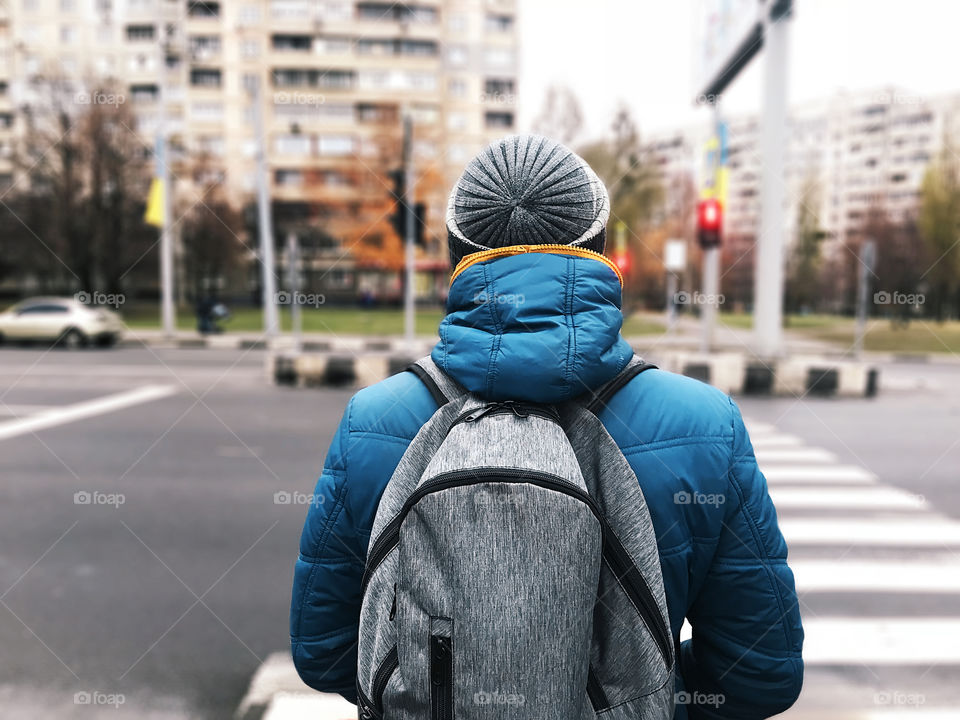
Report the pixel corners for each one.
[359,468,673,668]
[448,401,561,431]
[357,646,399,720]
[430,634,453,720]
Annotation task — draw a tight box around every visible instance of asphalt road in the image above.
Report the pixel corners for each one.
[1,345,958,718]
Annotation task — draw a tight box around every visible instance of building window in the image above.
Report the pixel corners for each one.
[485,14,514,32]
[273,69,355,90]
[447,78,466,97]
[447,111,466,131]
[130,84,159,103]
[0,113,14,129]
[356,2,437,23]
[274,134,311,155]
[275,169,303,187]
[190,68,222,87]
[188,1,220,18]
[448,13,466,32]
[60,25,76,44]
[485,111,513,129]
[316,36,351,54]
[241,39,259,59]
[238,4,261,25]
[271,0,310,19]
[126,24,155,41]
[484,47,514,67]
[356,102,397,123]
[189,35,221,57]
[318,135,354,156]
[272,34,312,51]
[484,77,515,96]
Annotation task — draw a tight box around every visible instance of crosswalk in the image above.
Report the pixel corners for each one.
[743,418,960,717]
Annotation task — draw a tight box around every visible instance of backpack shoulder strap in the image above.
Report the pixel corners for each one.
[404,355,468,407]
[581,355,657,415]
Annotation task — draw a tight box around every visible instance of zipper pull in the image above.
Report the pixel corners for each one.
[503,400,529,418]
[388,583,397,621]
[464,403,501,422]
[431,636,451,685]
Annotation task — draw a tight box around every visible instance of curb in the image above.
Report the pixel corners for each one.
[234,653,353,720]
[648,351,879,398]
[268,349,879,398]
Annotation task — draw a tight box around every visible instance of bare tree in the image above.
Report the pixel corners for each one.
[533,86,584,146]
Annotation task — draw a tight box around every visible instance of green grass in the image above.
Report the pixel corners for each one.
[807,318,960,355]
[123,306,447,335]
[123,305,667,337]
[717,312,849,331]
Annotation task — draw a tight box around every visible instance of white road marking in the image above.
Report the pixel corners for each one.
[0,385,178,442]
[762,465,877,484]
[780,517,960,545]
[769,486,927,510]
[750,433,804,448]
[802,617,960,664]
[755,447,838,464]
[791,559,960,593]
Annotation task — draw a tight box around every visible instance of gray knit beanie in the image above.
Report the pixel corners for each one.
[446,134,610,267]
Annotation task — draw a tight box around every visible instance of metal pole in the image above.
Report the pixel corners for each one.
[251,78,279,338]
[666,272,678,335]
[287,231,302,354]
[402,113,415,349]
[700,247,719,353]
[158,35,175,339]
[854,240,875,358]
[754,8,791,357]
[700,103,723,354]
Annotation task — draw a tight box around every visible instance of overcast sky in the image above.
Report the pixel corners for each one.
[517,0,960,141]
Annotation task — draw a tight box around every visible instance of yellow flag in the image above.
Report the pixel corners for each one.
[145,178,165,227]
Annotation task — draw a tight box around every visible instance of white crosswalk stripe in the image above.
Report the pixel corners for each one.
[744,419,960,717]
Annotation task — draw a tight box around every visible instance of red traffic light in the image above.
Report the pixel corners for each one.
[697,199,723,248]
[697,198,722,231]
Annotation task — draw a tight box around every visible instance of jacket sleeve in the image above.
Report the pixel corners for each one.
[679,398,804,719]
[290,397,363,703]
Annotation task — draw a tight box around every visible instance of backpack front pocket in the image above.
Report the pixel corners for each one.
[430,618,454,720]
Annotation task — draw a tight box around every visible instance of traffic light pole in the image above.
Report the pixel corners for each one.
[754,9,791,357]
[402,113,415,349]
[700,104,723,354]
[251,77,279,339]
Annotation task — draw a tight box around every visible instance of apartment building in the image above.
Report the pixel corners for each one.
[646,87,954,253]
[0,0,518,298]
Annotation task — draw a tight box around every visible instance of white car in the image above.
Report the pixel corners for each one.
[0,297,124,348]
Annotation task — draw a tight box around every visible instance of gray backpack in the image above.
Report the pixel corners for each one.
[357,356,675,720]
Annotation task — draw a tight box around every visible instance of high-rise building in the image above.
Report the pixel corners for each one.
[646,87,955,252]
[0,0,518,298]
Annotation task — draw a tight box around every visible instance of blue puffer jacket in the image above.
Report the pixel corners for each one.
[290,249,803,719]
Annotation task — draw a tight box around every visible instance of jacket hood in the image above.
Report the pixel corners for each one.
[431,247,633,403]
